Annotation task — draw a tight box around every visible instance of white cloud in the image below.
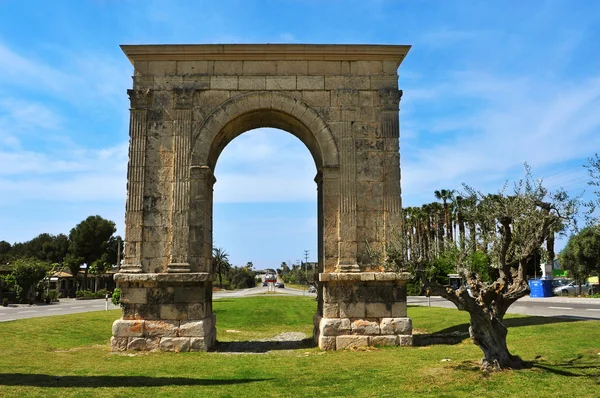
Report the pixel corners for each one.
[401,71,600,205]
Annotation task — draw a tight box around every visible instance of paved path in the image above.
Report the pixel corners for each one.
[408,296,600,320]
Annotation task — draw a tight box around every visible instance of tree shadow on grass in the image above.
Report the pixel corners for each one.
[414,316,587,346]
[0,374,272,388]
[215,338,315,353]
[532,355,600,384]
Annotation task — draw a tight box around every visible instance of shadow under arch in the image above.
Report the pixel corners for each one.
[191,91,339,170]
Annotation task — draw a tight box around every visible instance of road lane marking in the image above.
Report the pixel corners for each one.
[548,306,574,310]
[93,305,104,308]
[48,308,61,311]
[18,310,37,314]
[585,308,600,311]
[71,306,84,309]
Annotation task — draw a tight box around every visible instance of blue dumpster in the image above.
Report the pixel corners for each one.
[529,279,553,298]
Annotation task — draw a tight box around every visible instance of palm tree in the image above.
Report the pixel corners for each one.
[454,196,466,251]
[212,247,231,289]
[434,189,456,247]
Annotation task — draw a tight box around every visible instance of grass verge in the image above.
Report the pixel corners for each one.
[0,296,598,397]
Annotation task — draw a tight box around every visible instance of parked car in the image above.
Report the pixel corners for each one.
[551,278,571,289]
[275,282,285,288]
[308,285,316,293]
[553,281,599,296]
[262,281,268,287]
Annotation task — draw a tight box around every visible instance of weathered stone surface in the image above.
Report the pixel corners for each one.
[398,335,413,346]
[179,320,208,337]
[144,320,179,337]
[336,335,369,350]
[112,320,144,337]
[160,337,191,352]
[111,336,128,352]
[189,337,209,352]
[322,303,339,318]
[371,335,398,346]
[380,318,412,335]
[116,44,412,352]
[319,317,351,336]
[128,337,160,351]
[318,336,337,351]
[351,319,380,335]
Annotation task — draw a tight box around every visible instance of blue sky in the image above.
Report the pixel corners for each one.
[0,1,599,268]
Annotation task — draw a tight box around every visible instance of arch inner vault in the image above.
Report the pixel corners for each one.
[113,44,412,352]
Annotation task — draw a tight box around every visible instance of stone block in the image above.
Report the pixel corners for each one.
[391,302,407,317]
[160,337,190,352]
[188,303,207,319]
[177,61,209,75]
[398,335,413,346]
[339,302,366,318]
[120,288,147,305]
[210,76,238,90]
[380,318,412,335]
[371,76,398,90]
[325,76,370,90]
[128,337,160,351]
[213,61,243,75]
[174,286,205,303]
[308,61,341,75]
[266,76,296,90]
[135,304,161,320]
[239,76,266,90]
[179,320,209,337]
[297,76,324,90]
[190,337,210,352]
[336,335,369,350]
[147,61,176,75]
[111,336,128,352]
[382,60,399,75]
[322,302,339,318]
[371,335,398,347]
[302,91,330,107]
[112,320,144,337]
[147,286,174,304]
[366,302,390,318]
[144,320,179,338]
[350,61,383,75]
[331,89,359,107]
[160,304,189,320]
[243,61,277,75]
[319,317,351,336]
[318,336,337,351]
[351,319,380,335]
[277,61,308,75]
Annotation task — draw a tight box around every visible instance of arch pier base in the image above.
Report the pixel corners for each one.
[315,272,413,350]
[111,273,216,352]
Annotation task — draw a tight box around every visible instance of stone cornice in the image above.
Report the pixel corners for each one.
[121,44,411,65]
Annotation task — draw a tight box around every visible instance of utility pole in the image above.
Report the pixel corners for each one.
[303,250,309,286]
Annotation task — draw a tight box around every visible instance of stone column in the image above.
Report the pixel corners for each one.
[338,120,359,272]
[379,88,403,247]
[320,166,341,273]
[121,89,150,273]
[168,89,194,273]
[189,165,216,273]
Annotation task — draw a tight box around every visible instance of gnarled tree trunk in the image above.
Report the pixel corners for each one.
[468,305,525,371]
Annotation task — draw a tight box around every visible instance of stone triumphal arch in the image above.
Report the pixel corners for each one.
[112,44,412,352]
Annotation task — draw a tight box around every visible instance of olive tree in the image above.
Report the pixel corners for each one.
[414,169,578,371]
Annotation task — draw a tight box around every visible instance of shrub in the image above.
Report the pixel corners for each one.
[47,290,59,302]
[111,288,121,306]
[75,289,110,300]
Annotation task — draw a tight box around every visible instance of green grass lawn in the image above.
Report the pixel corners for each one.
[0,296,598,397]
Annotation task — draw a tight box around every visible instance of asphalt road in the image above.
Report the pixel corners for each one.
[1,287,599,322]
[408,296,600,320]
